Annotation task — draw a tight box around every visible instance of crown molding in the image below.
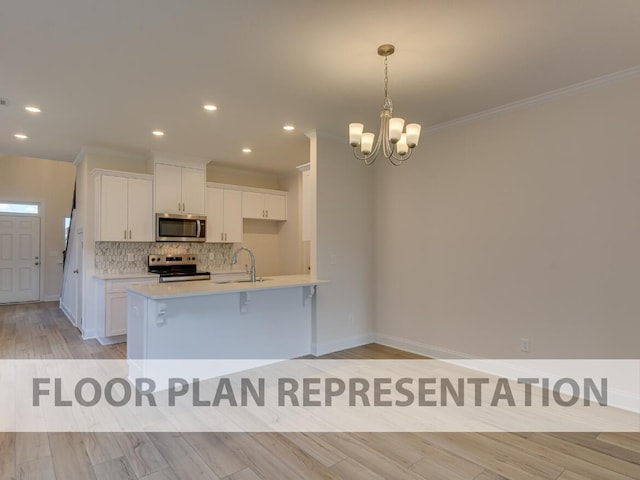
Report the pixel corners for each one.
[296,163,310,172]
[207,161,281,179]
[73,145,150,166]
[306,129,342,142]
[425,64,640,135]
[152,150,210,168]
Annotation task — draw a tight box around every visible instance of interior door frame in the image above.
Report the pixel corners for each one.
[0,199,44,302]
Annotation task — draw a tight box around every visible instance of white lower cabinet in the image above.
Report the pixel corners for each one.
[96,276,158,342]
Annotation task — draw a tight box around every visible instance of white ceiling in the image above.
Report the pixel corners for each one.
[1,0,640,173]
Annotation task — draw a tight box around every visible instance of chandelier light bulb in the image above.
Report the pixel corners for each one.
[361,133,375,155]
[397,134,409,156]
[349,123,364,146]
[388,118,405,143]
[406,123,421,148]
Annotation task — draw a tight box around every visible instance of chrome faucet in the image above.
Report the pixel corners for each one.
[231,247,256,282]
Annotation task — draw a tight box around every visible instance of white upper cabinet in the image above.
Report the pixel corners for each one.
[241,191,265,219]
[242,191,287,220]
[206,187,243,243]
[264,193,287,220]
[127,178,154,241]
[96,172,153,242]
[154,163,182,214]
[155,162,205,215]
[181,166,206,214]
[99,175,128,241]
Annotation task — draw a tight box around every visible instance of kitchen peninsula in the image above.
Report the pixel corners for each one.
[126,275,328,363]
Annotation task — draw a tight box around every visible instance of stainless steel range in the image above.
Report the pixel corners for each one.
[148,254,211,283]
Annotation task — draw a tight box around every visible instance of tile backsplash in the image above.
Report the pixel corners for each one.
[95,242,234,274]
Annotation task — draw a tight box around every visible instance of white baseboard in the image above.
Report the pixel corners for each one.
[374,333,639,413]
[313,333,375,356]
[374,333,474,359]
[82,329,97,340]
[97,335,126,346]
[59,302,76,326]
[42,295,60,302]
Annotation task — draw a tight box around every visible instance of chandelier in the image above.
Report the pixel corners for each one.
[349,44,421,166]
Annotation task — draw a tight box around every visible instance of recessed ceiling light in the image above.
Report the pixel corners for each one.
[25,106,42,113]
[203,104,217,111]
[14,133,28,139]
[242,148,252,153]
[152,130,165,137]
[283,124,295,131]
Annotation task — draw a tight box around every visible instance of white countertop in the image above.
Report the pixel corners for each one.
[94,272,160,280]
[127,274,328,300]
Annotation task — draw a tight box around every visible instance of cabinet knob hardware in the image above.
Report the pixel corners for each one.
[124,229,127,240]
[34,262,40,266]
[73,269,79,274]
[129,230,132,240]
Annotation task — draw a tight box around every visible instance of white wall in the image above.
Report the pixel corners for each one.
[311,131,375,354]
[278,172,306,275]
[374,74,640,359]
[0,155,76,301]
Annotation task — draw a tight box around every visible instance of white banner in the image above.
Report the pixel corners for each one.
[1,359,639,432]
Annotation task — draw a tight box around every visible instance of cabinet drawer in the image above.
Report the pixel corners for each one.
[106,277,157,293]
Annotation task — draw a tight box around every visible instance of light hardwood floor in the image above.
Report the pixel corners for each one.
[0,302,639,480]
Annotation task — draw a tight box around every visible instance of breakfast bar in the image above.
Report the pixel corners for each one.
[126,275,328,363]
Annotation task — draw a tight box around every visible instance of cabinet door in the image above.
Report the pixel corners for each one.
[242,191,265,219]
[181,167,205,214]
[99,175,129,241]
[127,178,153,241]
[265,193,287,220]
[155,163,182,214]
[106,293,128,336]
[205,187,224,242]
[223,189,243,243]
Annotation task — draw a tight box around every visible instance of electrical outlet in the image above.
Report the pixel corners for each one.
[127,253,134,262]
[520,338,530,353]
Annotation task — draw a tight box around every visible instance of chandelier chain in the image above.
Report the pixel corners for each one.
[384,56,389,100]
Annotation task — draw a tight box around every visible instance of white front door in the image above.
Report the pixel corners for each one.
[0,215,40,303]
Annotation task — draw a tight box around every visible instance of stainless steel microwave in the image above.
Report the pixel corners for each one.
[156,213,206,242]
